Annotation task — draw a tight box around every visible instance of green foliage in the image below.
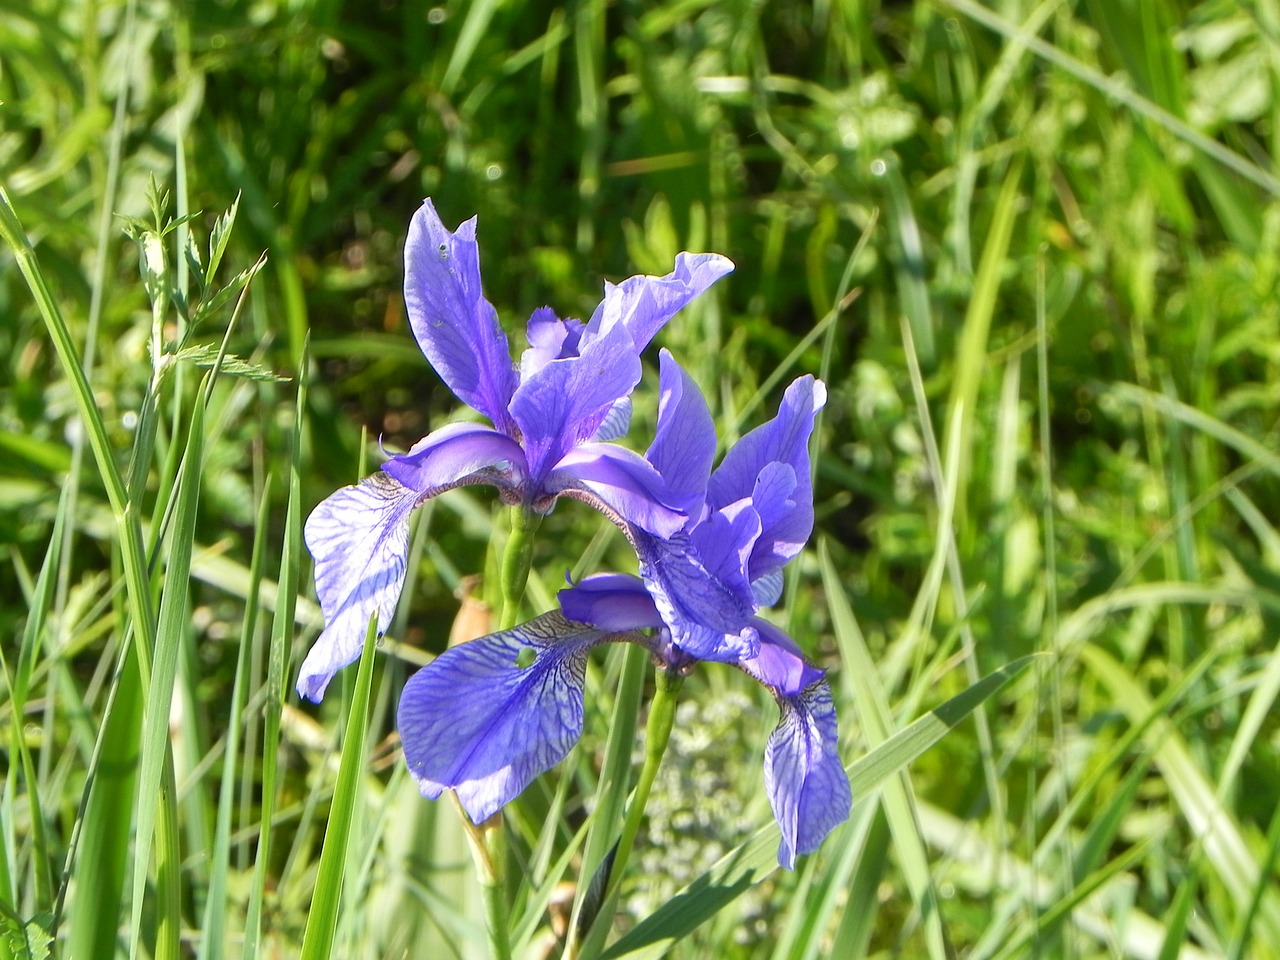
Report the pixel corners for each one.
[3,0,1280,957]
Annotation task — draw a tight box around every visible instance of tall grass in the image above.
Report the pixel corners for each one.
[3,1,1280,957]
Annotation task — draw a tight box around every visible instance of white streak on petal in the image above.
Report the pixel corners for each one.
[298,472,418,702]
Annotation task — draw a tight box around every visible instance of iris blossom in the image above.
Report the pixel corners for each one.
[398,354,851,868]
[299,200,733,701]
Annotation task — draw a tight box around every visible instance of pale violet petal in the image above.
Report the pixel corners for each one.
[549,442,686,539]
[752,569,785,608]
[708,376,826,581]
[759,678,851,869]
[403,199,518,433]
[509,322,642,484]
[591,396,632,442]
[299,472,418,702]
[558,573,665,631]
[737,618,825,697]
[583,252,735,352]
[397,611,608,822]
[645,350,715,518]
[636,531,758,662]
[381,421,527,498]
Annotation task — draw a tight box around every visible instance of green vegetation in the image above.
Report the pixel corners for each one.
[3,0,1280,957]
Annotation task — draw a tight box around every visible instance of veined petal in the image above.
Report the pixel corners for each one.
[299,472,418,702]
[583,252,735,353]
[404,199,518,433]
[636,532,758,662]
[548,442,686,539]
[645,350,715,518]
[592,396,632,442]
[559,573,665,632]
[752,569,785,608]
[708,375,826,581]
[758,678,851,869]
[397,611,609,823]
[510,322,642,483]
[381,421,527,499]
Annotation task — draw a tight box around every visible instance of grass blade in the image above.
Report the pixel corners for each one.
[298,614,380,960]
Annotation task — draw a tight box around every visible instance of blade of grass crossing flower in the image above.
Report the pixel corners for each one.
[128,384,206,960]
[821,542,950,960]
[600,656,1037,960]
[775,801,879,960]
[299,613,379,960]
[197,474,273,960]
[245,348,306,960]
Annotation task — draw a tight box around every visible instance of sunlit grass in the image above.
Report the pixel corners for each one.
[3,1,1280,958]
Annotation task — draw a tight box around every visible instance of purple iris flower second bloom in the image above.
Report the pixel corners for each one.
[397,353,852,868]
[298,199,733,702]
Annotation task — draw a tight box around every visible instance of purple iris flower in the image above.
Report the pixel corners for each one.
[397,354,851,868]
[298,199,733,702]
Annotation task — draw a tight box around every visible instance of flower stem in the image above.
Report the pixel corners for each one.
[499,507,540,630]
[449,795,512,960]
[573,664,683,959]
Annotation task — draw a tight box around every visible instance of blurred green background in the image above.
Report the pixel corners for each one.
[4,0,1280,957]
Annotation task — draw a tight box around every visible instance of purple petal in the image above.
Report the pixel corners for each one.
[583,252,735,353]
[592,397,632,442]
[636,532,759,662]
[548,442,686,539]
[398,611,608,823]
[299,473,419,702]
[404,199,518,433]
[708,376,826,581]
[645,350,715,518]
[559,573,665,631]
[757,677,851,869]
[689,500,760,595]
[752,569,785,608]
[509,322,642,483]
[381,421,527,499]
[521,307,585,381]
[736,618,825,696]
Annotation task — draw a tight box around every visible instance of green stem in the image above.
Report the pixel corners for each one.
[612,666,682,884]
[499,508,540,630]
[574,664,683,959]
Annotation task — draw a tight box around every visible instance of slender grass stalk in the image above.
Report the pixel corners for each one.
[298,613,380,960]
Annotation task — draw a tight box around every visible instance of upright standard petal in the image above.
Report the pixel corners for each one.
[738,619,851,869]
[398,612,610,823]
[645,350,715,518]
[300,472,419,702]
[583,252,735,353]
[404,199,518,434]
[509,322,643,483]
[707,376,826,582]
